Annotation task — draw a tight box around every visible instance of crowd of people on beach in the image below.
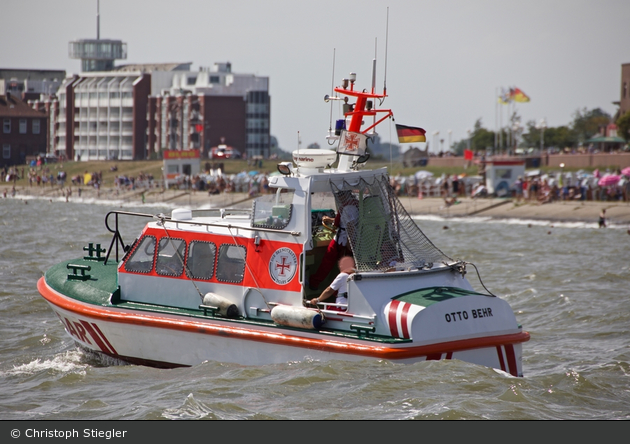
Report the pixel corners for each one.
[3,160,630,206]
[388,167,630,204]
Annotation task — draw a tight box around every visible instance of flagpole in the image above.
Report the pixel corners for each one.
[495,87,498,151]
[499,89,503,153]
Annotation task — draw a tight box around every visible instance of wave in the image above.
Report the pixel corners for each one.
[412,214,628,230]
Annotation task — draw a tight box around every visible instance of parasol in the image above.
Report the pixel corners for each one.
[598,175,620,187]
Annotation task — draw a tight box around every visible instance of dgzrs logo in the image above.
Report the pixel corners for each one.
[269,248,298,285]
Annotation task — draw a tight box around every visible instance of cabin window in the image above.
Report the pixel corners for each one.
[125,235,156,273]
[187,241,216,280]
[155,237,186,277]
[251,189,294,230]
[216,244,246,283]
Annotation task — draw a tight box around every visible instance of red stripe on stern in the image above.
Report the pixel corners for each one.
[504,344,518,377]
[400,302,412,339]
[388,300,401,337]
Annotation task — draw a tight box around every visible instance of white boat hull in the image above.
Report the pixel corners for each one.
[39,277,525,374]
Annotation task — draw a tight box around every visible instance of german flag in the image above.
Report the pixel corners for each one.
[512,87,530,103]
[396,124,426,143]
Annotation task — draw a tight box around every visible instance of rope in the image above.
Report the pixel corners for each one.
[463,261,497,297]
[155,214,204,302]
[226,226,271,310]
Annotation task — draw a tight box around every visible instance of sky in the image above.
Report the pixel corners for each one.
[3,0,629,154]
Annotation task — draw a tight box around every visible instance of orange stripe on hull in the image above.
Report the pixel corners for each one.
[38,277,530,362]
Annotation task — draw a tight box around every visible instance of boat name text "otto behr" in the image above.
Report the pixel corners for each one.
[445,307,493,323]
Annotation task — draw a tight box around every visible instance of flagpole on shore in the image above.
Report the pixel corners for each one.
[499,89,503,149]
[494,87,499,151]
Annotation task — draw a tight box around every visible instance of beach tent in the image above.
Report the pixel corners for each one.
[586,136,626,152]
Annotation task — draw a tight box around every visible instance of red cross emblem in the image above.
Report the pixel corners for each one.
[275,256,292,275]
[269,247,297,285]
[343,132,360,152]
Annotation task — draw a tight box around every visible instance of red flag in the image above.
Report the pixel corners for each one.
[464,149,473,160]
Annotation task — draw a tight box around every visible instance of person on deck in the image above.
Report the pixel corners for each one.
[308,191,359,291]
[309,257,356,308]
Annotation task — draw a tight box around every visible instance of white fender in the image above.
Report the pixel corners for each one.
[203,292,239,318]
[271,305,325,330]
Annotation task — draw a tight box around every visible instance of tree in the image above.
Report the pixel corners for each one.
[616,110,630,142]
[571,107,611,144]
[470,118,495,152]
[522,122,576,151]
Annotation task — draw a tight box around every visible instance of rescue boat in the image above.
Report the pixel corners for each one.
[37,65,529,376]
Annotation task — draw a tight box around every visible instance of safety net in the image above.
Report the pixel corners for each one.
[329,174,454,272]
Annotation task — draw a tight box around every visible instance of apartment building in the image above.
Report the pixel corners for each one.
[148,62,270,159]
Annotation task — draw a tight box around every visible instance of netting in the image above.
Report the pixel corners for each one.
[330,174,454,272]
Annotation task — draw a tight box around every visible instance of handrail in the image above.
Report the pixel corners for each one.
[154,214,301,236]
[103,210,302,265]
[104,210,155,264]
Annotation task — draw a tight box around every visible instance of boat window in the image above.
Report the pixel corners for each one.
[155,237,186,277]
[251,189,294,230]
[216,244,246,283]
[125,235,156,274]
[187,241,217,280]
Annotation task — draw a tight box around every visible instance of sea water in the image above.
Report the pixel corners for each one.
[1,196,629,420]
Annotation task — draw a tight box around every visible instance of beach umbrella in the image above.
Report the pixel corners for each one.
[414,170,434,180]
[526,169,541,177]
[598,175,620,187]
[621,167,630,177]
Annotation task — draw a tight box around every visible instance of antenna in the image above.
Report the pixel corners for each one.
[97,0,100,40]
[328,48,336,132]
[383,7,389,97]
[371,38,377,94]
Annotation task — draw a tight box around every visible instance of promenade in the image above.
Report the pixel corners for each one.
[4,183,630,226]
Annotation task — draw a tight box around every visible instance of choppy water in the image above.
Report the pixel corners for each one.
[1,195,629,420]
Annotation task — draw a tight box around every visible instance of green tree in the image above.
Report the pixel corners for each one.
[571,107,611,144]
[616,110,630,142]
[521,120,540,147]
[470,118,495,151]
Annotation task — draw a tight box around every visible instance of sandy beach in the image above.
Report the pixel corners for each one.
[3,182,630,227]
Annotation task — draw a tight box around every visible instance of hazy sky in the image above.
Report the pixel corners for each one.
[3,0,629,153]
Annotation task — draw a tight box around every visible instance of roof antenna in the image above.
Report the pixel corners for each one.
[328,48,336,134]
[383,7,389,99]
[97,0,100,40]
[371,38,377,95]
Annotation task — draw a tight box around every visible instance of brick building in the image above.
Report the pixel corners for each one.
[0,92,47,167]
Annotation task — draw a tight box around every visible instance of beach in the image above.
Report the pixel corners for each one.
[3,182,630,227]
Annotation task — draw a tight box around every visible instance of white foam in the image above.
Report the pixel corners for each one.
[6,350,88,376]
